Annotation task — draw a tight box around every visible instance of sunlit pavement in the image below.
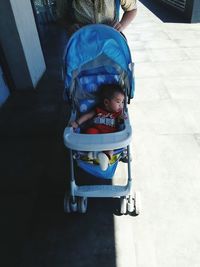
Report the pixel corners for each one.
[117,2,200,267]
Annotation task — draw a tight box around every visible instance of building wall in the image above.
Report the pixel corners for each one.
[0,0,46,93]
[158,0,200,22]
[188,0,200,22]
[10,0,46,87]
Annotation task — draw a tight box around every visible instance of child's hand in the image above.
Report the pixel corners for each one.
[119,112,127,120]
[70,121,79,129]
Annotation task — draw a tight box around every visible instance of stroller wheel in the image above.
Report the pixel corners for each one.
[120,197,127,214]
[134,191,141,215]
[127,195,134,213]
[64,193,78,213]
[70,198,78,212]
[64,193,71,213]
[78,197,88,213]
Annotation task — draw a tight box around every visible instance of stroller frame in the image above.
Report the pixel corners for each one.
[63,24,140,215]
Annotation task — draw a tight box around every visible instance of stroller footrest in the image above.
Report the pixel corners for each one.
[74,184,131,198]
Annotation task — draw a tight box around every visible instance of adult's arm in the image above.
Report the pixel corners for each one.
[114,8,137,32]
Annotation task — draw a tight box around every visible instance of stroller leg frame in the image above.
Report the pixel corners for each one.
[64,146,140,215]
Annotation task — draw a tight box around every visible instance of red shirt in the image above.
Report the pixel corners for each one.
[93,107,122,133]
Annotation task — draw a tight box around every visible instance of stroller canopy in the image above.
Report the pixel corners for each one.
[64,24,134,99]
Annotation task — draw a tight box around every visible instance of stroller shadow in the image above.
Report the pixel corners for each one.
[23,22,118,267]
[0,22,119,266]
[140,0,189,23]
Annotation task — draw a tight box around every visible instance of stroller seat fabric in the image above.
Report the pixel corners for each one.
[78,73,119,113]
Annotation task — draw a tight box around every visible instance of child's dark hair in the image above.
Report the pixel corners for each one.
[98,83,125,103]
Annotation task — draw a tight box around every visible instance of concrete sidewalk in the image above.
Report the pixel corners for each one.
[1,1,200,267]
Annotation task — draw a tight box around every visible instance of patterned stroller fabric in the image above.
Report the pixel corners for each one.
[63,24,135,106]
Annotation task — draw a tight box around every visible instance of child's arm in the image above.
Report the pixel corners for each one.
[71,110,96,129]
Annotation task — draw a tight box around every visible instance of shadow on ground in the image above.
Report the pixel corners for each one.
[0,23,118,267]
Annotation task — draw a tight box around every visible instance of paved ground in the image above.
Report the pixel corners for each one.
[1,1,200,267]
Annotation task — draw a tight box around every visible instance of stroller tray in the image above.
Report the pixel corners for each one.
[64,118,132,151]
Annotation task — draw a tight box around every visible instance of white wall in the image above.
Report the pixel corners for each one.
[10,0,46,88]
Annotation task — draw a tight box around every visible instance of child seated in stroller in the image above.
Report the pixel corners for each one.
[71,83,125,171]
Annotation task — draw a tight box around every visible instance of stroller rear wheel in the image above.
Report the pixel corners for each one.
[77,197,88,213]
[134,191,141,215]
[127,195,134,213]
[120,193,141,215]
[120,196,127,214]
[64,193,78,213]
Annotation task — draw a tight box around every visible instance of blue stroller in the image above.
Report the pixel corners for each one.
[63,24,140,215]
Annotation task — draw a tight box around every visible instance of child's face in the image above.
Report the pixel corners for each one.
[105,92,124,113]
